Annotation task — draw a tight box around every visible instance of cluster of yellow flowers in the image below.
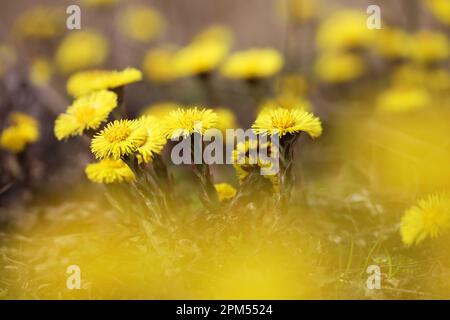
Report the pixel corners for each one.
[0,113,40,153]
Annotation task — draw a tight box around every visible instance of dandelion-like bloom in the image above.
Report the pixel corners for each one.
[424,0,450,25]
[85,159,135,184]
[83,0,119,7]
[258,95,311,113]
[29,57,54,87]
[214,108,238,132]
[136,116,167,163]
[142,46,178,83]
[316,10,374,51]
[67,68,143,97]
[141,101,180,118]
[214,183,237,201]
[118,5,165,43]
[55,30,109,75]
[54,90,118,140]
[401,193,450,246]
[163,107,218,139]
[91,120,147,159]
[252,108,322,138]
[374,27,413,60]
[281,0,320,23]
[376,86,431,114]
[410,31,449,64]
[0,112,39,153]
[221,49,283,80]
[315,52,365,83]
[13,6,63,39]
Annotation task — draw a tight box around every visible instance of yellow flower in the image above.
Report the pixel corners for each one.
[252,108,322,138]
[67,68,143,97]
[29,57,54,87]
[258,95,311,113]
[85,159,135,184]
[55,30,109,74]
[214,108,238,132]
[410,30,449,64]
[214,183,237,201]
[276,74,308,97]
[315,52,365,83]
[316,10,374,51]
[141,101,181,118]
[0,113,39,153]
[54,90,118,140]
[173,39,230,77]
[13,6,64,39]
[118,5,165,43]
[391,64,450,92]
[136,116,167,163]
[142,46,178,83]
[221,49,283,80]
[374,27,413,60]
[424,0,450,25]
[401,193,450,246]
[91,120,147,160]
[163,107,218,139]
[192,25,234,47]
[376,86,431,113]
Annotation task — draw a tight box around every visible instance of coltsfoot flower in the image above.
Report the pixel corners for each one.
[55,30,109,75]
[67,68,143,97]
[54,90,118,140]
[221,49,283,80]
[13,6,64,39]
[410,30,449,64]
[252,108,322,138]
[163,107,218,139]
[376,86,431,113]
[91,119,147,159]
[315,52,365,83]
[142,46,178,83]
[401,193,450,246]
[118,5,165,43]
[136,116,167,163]
[214,183,237,201]
[0,112,39,153]
[85,159,135,184]
[424,0,450,25]
[141,101,181,118]
[29,57,54,87]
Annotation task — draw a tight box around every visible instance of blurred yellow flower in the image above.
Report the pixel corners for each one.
[142,46,178,83]
[424,0,450,25]
[214,183,237,201]
[83,0,120,7]
[192,25,234,47]
[374,28,413,60]
[85,159,135,184]
[213,108,238,133]
[277,74,308,97]
[410,31,449,64]
[141,102,181,118]
[252,108,322,138]
[118,5,165,43]
[136,116,167,163]
[54,90,118,140]
[376,86,431,114]
[0,113,39,153]
[315,52,365,83]
[67,68,143,97]
[91,119,147,160]
[391,64,450,92]
[316,10,374,52]
[55,30,109,75]
[259,95,311,113]
[163,107,218,139]
[221,49,283,80]
[401,193,450,246]
[173,40,230,77]
[13,6,63,39]
[29,58,54,87]
[281,0,320,23]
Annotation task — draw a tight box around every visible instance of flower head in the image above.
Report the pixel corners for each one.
[252,108,322,138]
[118,5,165,43]
[163,107,218,139]
[1,112,39,153]
[13,6,64,39]
[410,30,449,64]
[67,68,143,97]
[376,86,431,114]
[424,0,450,25]
[85,159,135,184]
[374,27,413,60]
[141,101,180,118]
[221,49,283,80]
[401,193,450,246]
[55,30,109,74]
[136,116,167,163]
[315,52,365,83]
[91,119,147,159]
[54,90,117,140]
[29,57,54,87]
[214,183,237,201]
[142,46,178,83]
